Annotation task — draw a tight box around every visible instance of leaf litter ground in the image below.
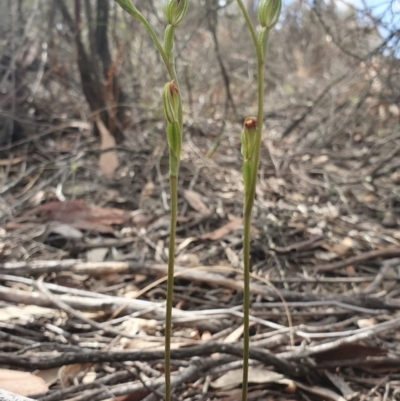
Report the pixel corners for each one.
[1,116,400,401]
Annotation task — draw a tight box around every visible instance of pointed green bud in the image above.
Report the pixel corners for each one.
[114,0,140,18]
[241,117,258,161]
[162,81,180,124]
[165,0,188,27]
[258,0,282,29]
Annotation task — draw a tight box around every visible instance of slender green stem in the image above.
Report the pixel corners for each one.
[114,4,185,401]
[235,0,263,62]
[241,56,264,401]
[163,22,184,401]
[241,206,251,399]
[134,12,174,78]
[250,31,268,200]
[165,172,178,401]
[235,3,269,401]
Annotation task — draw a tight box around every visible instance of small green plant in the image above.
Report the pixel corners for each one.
[114,1,281,400]
[114,1,187,400]
[235,1,282,400]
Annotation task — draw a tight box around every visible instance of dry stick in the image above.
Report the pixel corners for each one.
[0,285,224,332]
[316,356,400,369]
[1,277,394,341]
[133,264,294,345]
[35,277,140,340]
[62,356,233,401]
[0,342,312,379]
[2,274,290,335]
[140,356,234,401]
[278,315,400,360]
[0,274,293,337]
[316,247,400,272]
[36,371,133,401]
[1,261,399,310]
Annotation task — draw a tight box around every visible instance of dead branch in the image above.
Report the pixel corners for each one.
[316,247,400,272]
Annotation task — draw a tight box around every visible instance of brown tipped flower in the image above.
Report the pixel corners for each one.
[162,81,180,124]
[244,116,257,130]
[258,0,282,29]
[165,0,188,27]
[241,117,258,161]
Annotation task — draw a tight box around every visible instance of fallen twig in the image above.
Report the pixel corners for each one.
[0,342,314,380]
[316,247,400,272]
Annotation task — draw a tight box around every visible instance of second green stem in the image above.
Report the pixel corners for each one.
[165,172,178,401]
[242,32,267,401]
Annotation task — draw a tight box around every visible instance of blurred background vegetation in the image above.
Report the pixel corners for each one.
[0,0,399,249]
[1,0,398,147]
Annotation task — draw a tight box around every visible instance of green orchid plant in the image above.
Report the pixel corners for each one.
[114,1,281,400]
[235,1,282,400]
[113,1,187,400]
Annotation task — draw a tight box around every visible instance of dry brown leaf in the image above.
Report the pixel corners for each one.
[330,243,351,257]
[86,247,109,262]
[294,381,346,401]
[123,338,163,350]
[34,368,60,387]
[364,192,378,203]
[314,343,386,362]
[0,369,48,396]
[211,368,293,390]
[139,182,155,208]
[357,318,377,328]
[201,331,212,341]
[223,324,244,343]
[314,251,338,261]
[224,247,240,268]
[266,177,286,194]
[202,217,242,240]
[25,200,132,233]
[131,210,152,227]
[0,305,54,322]
[223,323,256,344]
[96,116,119,179]
[325,371,357,399]
[342,237,354,248]
[122,338,185,351]
[183,190,210,215]
[176,253,200,267]
[58,364,92,388]
[321,238,353,257]
[113,390,150,401]
[47,222,83,239]
[312,155,329,165]
[382,211,397,228]
[118,318,158,337]
[82,371,97,384]
[0,156,26,166]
